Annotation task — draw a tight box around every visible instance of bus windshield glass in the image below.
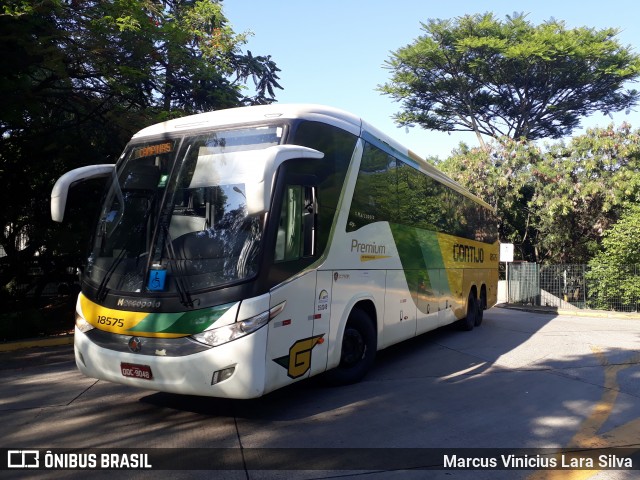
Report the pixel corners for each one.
[84,126,283,296]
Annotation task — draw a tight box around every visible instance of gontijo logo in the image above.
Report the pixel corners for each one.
[452,242,485,263]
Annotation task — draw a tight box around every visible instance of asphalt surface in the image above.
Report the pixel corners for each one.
[1,306,639,479]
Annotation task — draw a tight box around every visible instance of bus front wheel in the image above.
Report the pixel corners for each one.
[325,309,376,386]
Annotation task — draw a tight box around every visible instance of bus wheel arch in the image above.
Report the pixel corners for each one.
[325,301,377,386]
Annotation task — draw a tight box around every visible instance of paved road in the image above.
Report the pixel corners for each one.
[1,307,639,479]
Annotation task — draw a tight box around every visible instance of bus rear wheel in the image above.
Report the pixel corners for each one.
[461,292,478,331]
[475,289,486,327]
[325,309,376,386]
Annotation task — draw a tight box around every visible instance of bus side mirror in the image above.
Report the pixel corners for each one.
[258,146,324,215]
[190,145,324,215]
[51,164,115,222]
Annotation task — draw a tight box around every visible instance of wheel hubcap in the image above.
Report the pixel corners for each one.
[342,328,366,367]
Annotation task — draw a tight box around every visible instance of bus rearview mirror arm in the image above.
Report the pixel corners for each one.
[51,164,115,222]
[246,145,324,215]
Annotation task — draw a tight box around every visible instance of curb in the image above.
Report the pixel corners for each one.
[496,304,640,320]
[0,334,74,353]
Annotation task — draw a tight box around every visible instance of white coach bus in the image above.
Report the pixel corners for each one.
[51,104,499,399]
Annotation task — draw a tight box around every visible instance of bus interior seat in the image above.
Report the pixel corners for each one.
[171,231,225,260]
[169,215,207,239]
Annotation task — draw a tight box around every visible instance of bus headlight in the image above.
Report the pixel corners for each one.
[75,311,95,333]
[190,310,269,347]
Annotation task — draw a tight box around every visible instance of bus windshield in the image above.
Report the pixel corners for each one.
[84,126,283,297]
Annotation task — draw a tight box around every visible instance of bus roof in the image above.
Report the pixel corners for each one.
[132,104,493,211]
[132,104,363,139]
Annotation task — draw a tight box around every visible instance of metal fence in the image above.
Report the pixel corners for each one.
[507,263,640,312]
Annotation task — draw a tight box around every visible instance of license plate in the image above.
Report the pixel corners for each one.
[121,363,153,380]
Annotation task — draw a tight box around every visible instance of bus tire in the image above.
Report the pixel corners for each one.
[461,292,477,331]
[325,309,376,386]
[475,289,486,327]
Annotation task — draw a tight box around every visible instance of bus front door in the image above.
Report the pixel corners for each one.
[265,271,318,393]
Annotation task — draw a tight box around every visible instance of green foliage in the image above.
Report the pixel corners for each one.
[593,204,640,264]
[380,12,640,144]
[531,123,640,263]
[382,11,640,270]
[586,204,640,310]
[0,0,282,295]
[437,137,539,260]
[438,125,640,264]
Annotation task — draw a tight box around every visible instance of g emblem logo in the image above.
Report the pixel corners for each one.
[273,335,325,379]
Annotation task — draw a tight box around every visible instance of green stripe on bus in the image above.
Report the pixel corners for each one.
[127,302,234,335]
[390,224,452,314]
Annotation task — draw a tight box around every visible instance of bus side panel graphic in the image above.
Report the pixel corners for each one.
[389,224,498,316]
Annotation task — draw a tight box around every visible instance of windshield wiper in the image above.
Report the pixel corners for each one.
[96,192,157,302]
[96,248,127,302]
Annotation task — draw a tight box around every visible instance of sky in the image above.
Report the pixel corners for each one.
[224,0,640,159]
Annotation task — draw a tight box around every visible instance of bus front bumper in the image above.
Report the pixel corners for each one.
[74,326,268,399]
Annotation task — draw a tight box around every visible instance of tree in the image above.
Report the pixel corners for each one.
[0,0,282,300]
[586,204,640,310]
[436,124,640,264]
[436,138,540,261]
[380,13,640,149]
[531,123,640,263]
